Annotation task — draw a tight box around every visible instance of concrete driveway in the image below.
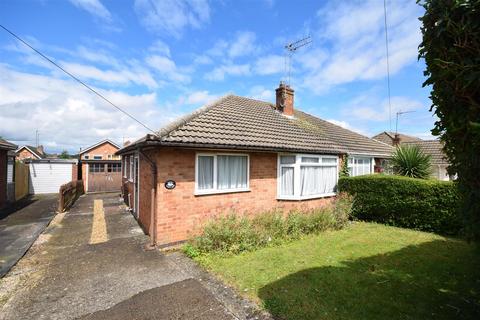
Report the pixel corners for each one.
[0,195,58,277]
[0,193,268,320]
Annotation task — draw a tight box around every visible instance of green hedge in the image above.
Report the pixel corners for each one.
[338,175,462,235]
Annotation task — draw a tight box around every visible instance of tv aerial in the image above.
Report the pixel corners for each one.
[284,36,312,85]
[395,110,415,134]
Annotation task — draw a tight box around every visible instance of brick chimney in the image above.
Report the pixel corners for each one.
[393,134,401,146]
[37,145,44,155]
[275,81,294,116]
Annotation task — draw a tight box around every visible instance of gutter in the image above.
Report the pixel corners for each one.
[138,148,158,249]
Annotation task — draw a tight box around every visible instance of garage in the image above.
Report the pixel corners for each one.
[28,159,77,194]
[85,161,122,193]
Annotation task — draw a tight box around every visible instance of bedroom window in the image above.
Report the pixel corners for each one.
[196,154,249,194]
[348,156,373,177]
[278,154,338,200]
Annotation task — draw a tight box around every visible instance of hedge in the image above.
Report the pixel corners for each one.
[338,175,462,235]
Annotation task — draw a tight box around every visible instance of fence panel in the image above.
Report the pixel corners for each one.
[15,161,29,200]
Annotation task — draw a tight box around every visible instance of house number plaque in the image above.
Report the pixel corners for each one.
[164,180,176,190]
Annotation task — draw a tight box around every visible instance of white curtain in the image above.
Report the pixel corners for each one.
[349,157,371,177]
[198,156,214,189]
[217,155,247,189]
[280,167,294,196]
[300,166,337,196]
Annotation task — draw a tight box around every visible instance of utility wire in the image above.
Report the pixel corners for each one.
[383,0,392,132]
[0,24,158,136]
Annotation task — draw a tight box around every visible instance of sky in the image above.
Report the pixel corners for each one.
[0,0,436,154]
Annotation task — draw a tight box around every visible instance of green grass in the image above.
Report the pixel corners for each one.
[194,222,480,320]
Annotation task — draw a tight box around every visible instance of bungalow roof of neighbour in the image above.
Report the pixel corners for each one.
[403,140,448,165]
[0,138,17,151]
[118,95,393,157]
[372,131,422,145]
[16,145,45,158]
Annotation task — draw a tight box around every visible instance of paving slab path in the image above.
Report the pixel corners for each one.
[0,195,58,278]
[0,193,269,320]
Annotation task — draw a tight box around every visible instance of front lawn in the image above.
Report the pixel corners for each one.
[194,222,480,320]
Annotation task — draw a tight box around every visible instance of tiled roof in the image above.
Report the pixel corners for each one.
[403,140,448,165]
[120,95,393,156]
[372,131,422,145]
[17,145,45,158]
[0,138,17,150]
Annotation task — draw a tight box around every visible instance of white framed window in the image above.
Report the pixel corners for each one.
[195,153,249,195]
[93,155,102,160]
[348,156,374,177]
[278,154,338,200]
[83,155,89,160]
[107,154,112,160]
[129,155,134,181]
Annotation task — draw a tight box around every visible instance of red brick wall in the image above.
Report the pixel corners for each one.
[151,147,334,247]
[0,150,6,208]
[16,149,37,161]
[80,142,119,160]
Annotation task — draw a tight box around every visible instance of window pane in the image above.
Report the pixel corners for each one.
[300,166,337,196]
[280,167,294,196]
[217,155,247,190]
[280,155,296,164]
[301,157,319,163]
[322,157,337,164]
[93,155,102,160]
[198,156,214,190]
[349,157,372,177]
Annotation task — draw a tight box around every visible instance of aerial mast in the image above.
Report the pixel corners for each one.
[284,36,312,85]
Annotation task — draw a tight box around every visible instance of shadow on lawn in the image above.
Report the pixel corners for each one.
[258,240,480,320]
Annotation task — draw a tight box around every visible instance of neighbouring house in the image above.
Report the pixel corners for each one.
[117,83,393,248]
[79,139,122,193]
[372,131,452,181]
[0,138,17,208]
[26,159,78,194]
[16,145,46,161]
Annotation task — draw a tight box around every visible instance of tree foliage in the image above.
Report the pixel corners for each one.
[418,0,480,239]
[59,150,70,159]
[391,144,432,179]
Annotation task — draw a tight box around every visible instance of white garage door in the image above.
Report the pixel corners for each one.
[29,163,72,194]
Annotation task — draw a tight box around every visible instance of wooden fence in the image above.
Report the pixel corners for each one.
[58,180,84,213]
[15,161,29,200]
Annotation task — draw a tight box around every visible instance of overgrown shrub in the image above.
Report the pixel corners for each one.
[184,194,353,256]
[338,175,461,235]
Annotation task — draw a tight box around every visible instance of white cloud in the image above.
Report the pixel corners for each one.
[59,61,158,88]
[134,0,210,37]
[347,95,424,122]
[301,0,423,94]
[145,55,191,83]
[149,40,171,57]
[184,90,219,105]
[326,119,368,135]
[69,0,113,23]
[247,86,273,101]
[0,65,173,153]
[204,63,251,81]
[254,54,284,75]
[228,31,258,58]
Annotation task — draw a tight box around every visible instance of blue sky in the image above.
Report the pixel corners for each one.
[0,0,435,153]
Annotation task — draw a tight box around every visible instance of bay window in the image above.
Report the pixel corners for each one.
[196,154,249,194]
[278,154,338,200]
[348,156,374,177]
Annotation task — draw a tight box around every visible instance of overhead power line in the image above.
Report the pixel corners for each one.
[383,0,393,132]
[0,24,158,135]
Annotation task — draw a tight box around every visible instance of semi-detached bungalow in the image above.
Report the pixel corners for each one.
[117,83,393,248]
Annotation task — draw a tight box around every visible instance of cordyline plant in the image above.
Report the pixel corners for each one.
[418,0,480,239]
[391,144,432,179]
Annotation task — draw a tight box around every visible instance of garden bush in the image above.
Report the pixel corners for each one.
[338,175,461,235]
[184,193,353,256]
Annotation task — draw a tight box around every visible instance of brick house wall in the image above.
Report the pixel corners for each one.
[17,149,38,161]
[80,142,120,160]
[0,150,7,208]
[137,147,335,247]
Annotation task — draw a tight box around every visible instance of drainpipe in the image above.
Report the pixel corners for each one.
[139,149,158,249]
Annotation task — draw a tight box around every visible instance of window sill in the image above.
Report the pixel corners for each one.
[194,188,250,196]
[277,192,336,201]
